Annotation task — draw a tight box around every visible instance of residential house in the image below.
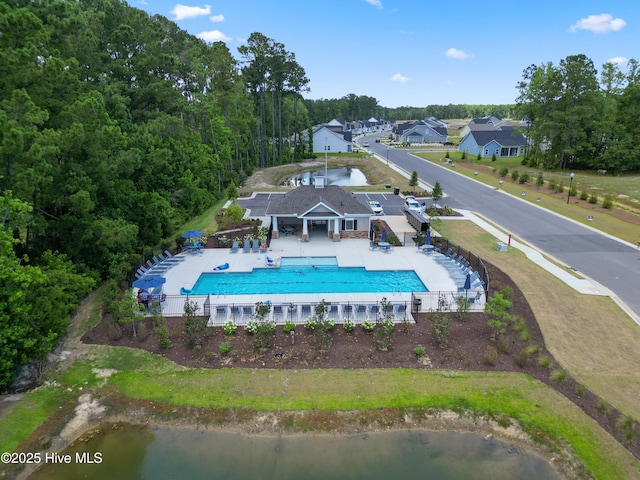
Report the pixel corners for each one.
[312,125,353,153]
[459,126,527,158]
[394,118,448,144]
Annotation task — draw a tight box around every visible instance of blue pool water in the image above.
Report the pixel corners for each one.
[189,257,428,295]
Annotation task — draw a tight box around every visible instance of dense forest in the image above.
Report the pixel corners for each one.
[2,0,639,391]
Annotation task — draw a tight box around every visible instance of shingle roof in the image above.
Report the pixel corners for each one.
[266,186,372,216]
[470,129,526,147]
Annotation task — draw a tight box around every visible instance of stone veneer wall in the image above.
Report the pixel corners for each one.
[340,231,369,239]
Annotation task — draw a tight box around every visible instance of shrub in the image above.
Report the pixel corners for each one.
[461,151,467,160]
[580,188,588,200]
[511,170,520,181]
[499,285,514,301]
[550,369,567,382]
[499,167,509,177]
[223,321,237,336]
[219,341,231,356]
[588,193,598,204]
[362,320,375,332]
[283,320,296,334]
[183,300,208,348]
[414,346,426,357]
[496,335,510,354]
[602,193,614,209]
[516,348,529,367]
[137,322,149,342]
[537,356,552,368]
[484,346,498,366]
[343,319,355,332]
[525,345,540,356]
[491,152,497,162]
[597,399,611,414]
[536,171,544,187]
[109,322,123,341]
[433,314,452,347]
[445,151,450,159]
[476,152,482,161]
[155,319,172,349]
[485,293,511,340]
[244,320,258,335]
[226,203,244,224]
[518,172,529,184]
[556,180,565,194]
[616,415,636,441]
[576,385,585,397]
[454,296,470,321]
[520,330,531,342]
[304,318,317,331]
[547,179,556,191]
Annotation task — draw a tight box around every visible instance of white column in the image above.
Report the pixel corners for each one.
[302,219,308,236]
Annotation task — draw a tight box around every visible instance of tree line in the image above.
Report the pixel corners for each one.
[0,0,316,391]
[516,54,640,173]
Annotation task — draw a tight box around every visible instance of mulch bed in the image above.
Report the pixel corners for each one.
[81,261,640,461]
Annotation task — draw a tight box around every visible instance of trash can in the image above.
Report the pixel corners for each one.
[412,298,422,313]
[393,187,400,195]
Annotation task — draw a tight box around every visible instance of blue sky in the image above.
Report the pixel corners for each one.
[134,0,638,108]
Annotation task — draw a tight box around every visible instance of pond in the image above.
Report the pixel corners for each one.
[31,424,561,479]
[281,167,369,187]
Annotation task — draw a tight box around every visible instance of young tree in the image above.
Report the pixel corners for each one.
[431,181,443,203]
[409,171,419,189]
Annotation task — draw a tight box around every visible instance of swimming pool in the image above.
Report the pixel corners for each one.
[189,257,428,295]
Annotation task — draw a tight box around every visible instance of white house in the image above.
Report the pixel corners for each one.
[312,125,353,154]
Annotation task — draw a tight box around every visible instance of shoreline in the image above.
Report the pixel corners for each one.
[16,394,585,480]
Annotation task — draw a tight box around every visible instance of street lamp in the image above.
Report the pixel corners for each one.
[566,172,574,204]
[386,147,389,165]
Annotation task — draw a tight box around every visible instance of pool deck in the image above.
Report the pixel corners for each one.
[154,226,474,319]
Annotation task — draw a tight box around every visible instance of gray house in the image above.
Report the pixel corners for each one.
[394,119,448,144]
[266,183,372,242]
[459,127,527,158]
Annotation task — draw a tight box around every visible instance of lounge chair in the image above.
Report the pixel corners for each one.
[301,304,312,318]
[272,305,284,322]
[215,306,228,322]
[243,239,251,253]
[252,239,259,253]
[328,304,340,321]
[259,241,268,253]
[369,304,380,319]
[231,306,242,320]
[164,250,185,261]
[158,253,182,264]
[152,256,175,269]
[230,241,239,253]
[139,266,165,276]
[394,304,407,317]
[242,305,254,318]
[342,305,353,319]
[146,260,169,272]
[355,305,367,320]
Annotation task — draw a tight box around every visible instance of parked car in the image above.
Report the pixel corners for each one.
[368,200,384,215]
[362,142,370,147]
[404,199,421,212]
[443,141,454,146]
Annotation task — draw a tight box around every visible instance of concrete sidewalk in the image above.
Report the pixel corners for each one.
[454,210,640,326]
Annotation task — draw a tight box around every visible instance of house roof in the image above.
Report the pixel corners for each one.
[468,129,526,147]
[266,186,372,217]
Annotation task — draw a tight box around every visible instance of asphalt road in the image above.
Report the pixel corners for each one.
[361,133,640,319]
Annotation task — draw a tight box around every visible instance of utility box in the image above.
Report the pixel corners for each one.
[496,241,508,252]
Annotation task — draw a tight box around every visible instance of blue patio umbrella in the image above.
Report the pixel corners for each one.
[181,229,204,239]
[132,276,166,290]
[380,228,387,243]
[463,272,471,298]
[424,229,431,247]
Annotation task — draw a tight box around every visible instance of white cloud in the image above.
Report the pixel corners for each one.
[445,48,471,60]
[170,4,211,21]
[209,14,224,22]
[364,0,383,8]
[390,73,409,83]
[605,56,629,67]
[197,30,231,43]
[569,13,626,33]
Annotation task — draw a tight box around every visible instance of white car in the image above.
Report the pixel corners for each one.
[368,200,384,215]
[362,142,370,147]
[404,199,422,212]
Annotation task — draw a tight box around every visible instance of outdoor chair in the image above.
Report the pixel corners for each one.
[158,253,182,264]
[243,239,251,253]
[272,305,284,322]
[215,306,228,322]
[259,241,268,253]
[301,304,312,319]
[164,250,185,261]
[252,239,259,253]
[328,304,340,321]
[369,241,378,251]
[230,241,239,253]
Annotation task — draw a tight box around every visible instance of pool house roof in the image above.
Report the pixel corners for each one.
[266,185,371,218]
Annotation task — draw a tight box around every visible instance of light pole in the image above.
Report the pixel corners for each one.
[386,147,389,166]
[324,137,328,185]
[566,172,574,204]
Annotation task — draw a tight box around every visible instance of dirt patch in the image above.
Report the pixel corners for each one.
[81,262,640,462]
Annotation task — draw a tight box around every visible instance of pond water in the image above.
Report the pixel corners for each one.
[31,425,561,480]
[281,167,369,186]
